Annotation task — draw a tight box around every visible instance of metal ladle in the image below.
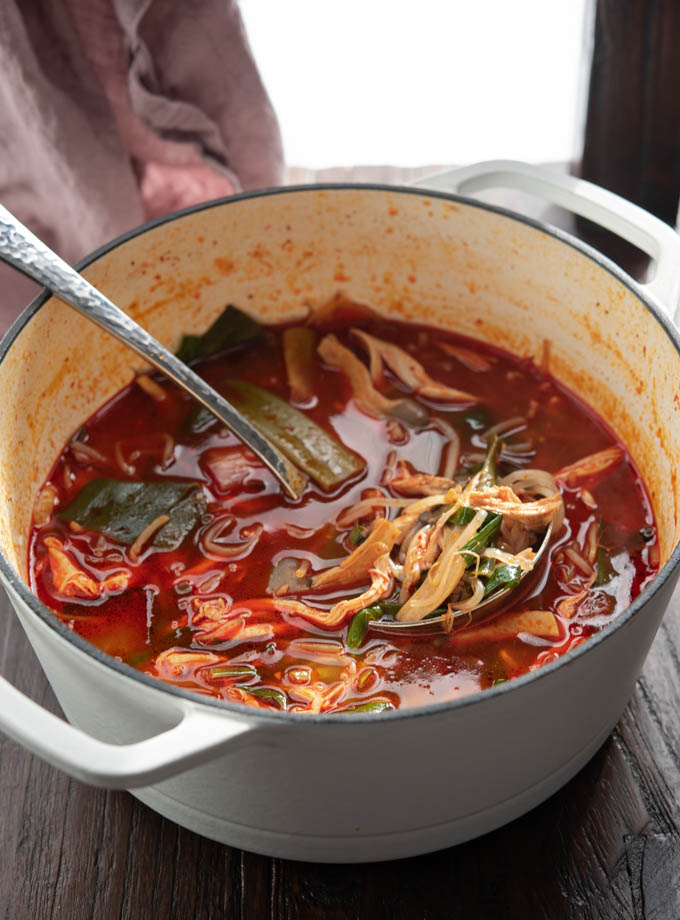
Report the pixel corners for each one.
[368,521,554,636]
[0,205,307,500]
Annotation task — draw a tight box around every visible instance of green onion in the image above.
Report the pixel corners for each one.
[477,556,496,578]
[477,434,503,490]
[345,700,394,713]
[356,669,376,691]
[349,521,365,546]
[248,687,287,709]
[594,546,617,586]
[208,665,257,681]
[460,513,503,566]
[347,606,383,649]
[449,505,477,526]
[346,602,401,649]
[483,563,523,597]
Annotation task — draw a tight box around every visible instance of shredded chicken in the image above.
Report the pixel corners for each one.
[312,518,403,589]
[153,648,223,678]
[322,554,393,626]
[390,467,455,497]
[351,328,478,403]
[396,510,487,622]
[44,537,129,599]
[467,485,563,530]
[399,524,433,602]
[318,334,429,425]
[191,597,277,643]
[556,586,595,619]
[248,555,395,629]
[335,491,453,527]
[287,680,348,714]
[555,446,624,487]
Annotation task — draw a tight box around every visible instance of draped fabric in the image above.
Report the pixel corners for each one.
[0,0,283,329]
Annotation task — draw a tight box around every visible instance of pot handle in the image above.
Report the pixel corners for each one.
[413,160,680,323]
[0,671,255,788]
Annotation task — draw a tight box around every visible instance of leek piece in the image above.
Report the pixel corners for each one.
[225,379,365,490]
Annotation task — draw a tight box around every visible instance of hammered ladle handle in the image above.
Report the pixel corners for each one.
[0,204,306,499]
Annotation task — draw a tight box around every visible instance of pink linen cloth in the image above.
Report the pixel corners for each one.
[0,0,284,330]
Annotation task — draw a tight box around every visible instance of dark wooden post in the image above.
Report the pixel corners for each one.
[580,0,680,227]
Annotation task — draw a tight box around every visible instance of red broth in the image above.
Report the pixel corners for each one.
[28,307,659,713]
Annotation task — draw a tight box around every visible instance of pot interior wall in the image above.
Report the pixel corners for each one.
[0,187,678,581]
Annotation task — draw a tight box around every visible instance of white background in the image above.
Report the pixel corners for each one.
[240,0,590,169]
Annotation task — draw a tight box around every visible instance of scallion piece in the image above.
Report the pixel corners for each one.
[248,687,287,709]
[346,602,401,649]
[483,562,523,597]
[477,434,503,490]
[345,700,393,713]
[209,665,257,681]
[449,505,477,526]
[594,546,617,586]
[349,521,365,546]
[460,513,503,566]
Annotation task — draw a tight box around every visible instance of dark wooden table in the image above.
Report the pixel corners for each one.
[1,165,680,919]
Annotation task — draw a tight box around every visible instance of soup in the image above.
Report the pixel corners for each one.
[28,299,659,713]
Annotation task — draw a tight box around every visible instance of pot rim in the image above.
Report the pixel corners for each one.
[1,181,678,727]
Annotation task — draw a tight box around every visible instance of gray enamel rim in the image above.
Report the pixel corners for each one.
[0,182,678,727]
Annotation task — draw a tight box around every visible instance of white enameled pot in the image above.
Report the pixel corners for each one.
[0,161,678,863]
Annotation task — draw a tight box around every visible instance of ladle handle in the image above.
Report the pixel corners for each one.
[0,204,306,499]
[413,160,680,325]
[0,668,255,788]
